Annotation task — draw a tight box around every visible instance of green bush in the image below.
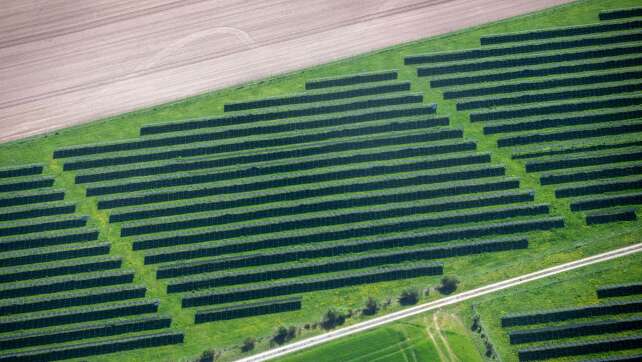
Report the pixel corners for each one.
[240,337,256,352]
[321,309,346,330]
[271,326,296,346]
[438,276,460,295]
[362,297,379,316]
[398,288,419,305]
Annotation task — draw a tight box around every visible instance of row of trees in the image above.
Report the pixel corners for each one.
[192,276,462,361]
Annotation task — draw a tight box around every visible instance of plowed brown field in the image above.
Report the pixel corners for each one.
[0,0,572,142]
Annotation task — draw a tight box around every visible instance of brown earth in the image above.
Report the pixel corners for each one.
[0,0,573,143]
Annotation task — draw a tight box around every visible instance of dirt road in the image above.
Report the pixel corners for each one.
[0,0,573,143]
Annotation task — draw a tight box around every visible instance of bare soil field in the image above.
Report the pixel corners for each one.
[0,0,572,143]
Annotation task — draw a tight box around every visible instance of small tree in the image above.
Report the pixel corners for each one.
[362,297,379,316]
[198,350,217,362]
[383,297,392,308]
[240,337,255,352]
[286,326,297,340]
[484,339,497,359]
[471,313,481,332]
[321,309,345,330]
[398,288,419,305]
[438,276,460,295]
[271,326,289,346]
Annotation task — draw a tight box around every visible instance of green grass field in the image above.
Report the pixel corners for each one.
[280,310,482,362]
[1,0,641,361]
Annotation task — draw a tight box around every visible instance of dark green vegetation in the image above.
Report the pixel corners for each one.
[1,1,641,361]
